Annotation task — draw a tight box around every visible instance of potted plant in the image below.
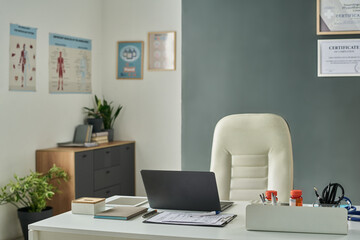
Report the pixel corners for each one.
[0,164,68,240]
[83,95,104,133]
[84,95,122,141]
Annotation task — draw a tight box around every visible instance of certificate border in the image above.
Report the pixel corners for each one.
[116,41,144,80]
[317,0,360,35]
[318,39,360,77]
[148,31,176,71]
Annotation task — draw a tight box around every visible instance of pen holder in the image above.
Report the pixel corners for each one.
[319,203,340,208]
[314,199,340,208]
[246,204,348,235]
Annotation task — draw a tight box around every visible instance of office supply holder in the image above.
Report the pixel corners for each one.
[246,204,348,235]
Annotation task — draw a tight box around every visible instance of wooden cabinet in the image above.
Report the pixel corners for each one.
[36,141,135,215]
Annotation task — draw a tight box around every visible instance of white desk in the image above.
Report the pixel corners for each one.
[29,196,360,240]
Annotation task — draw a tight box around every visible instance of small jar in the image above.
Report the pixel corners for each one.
[265,190,278,203]
[290,190,303,206]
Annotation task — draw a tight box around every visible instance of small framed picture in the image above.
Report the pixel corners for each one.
[317,0,360,35]
[148,31,176,71]
[318,39,360,77]
[116,41,144,80]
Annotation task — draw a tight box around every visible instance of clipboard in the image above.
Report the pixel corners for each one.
[143,211,236,227]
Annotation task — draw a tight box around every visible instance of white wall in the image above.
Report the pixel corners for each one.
[0,0,103,239]
[102,0,182,195]
[0,0,181,239]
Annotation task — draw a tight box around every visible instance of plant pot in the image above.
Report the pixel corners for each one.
[18,206,53,240]
[87,118,103,133]
[106,128,114,142]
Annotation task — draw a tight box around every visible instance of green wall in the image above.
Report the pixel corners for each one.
[182,0,360,203]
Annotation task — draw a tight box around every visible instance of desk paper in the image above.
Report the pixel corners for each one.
[146,211,235,226]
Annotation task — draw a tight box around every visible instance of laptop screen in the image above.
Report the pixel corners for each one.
[141,170,222,211]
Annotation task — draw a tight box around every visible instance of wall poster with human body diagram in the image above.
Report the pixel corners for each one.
[9,24,37,91]
[49,33,92,93]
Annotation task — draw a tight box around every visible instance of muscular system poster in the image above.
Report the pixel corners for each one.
[49,33,92,93]
[9,24,37,91]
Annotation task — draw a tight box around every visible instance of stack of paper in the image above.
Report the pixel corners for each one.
[143,211,236,227]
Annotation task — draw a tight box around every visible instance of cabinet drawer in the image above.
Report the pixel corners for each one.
[93,184,122,198]
[74,151,94,198]
[75,151,93,162]
[93,147,122,170]
[94,165,122,190]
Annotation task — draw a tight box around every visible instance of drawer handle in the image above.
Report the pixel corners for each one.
[106,170,110,174]
[82,154,87,158]
[126,147,130,150]
[105,151,110,154]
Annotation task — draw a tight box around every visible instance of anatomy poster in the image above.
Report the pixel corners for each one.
[49,33,92,93]
[9,24,37,91]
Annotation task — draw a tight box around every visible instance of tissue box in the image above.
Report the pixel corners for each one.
[72,197,105,215]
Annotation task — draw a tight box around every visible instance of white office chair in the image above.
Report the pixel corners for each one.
[210,113,293,203]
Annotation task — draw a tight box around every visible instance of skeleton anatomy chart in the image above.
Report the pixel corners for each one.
[9,24,37,91]
[49,33,92,93]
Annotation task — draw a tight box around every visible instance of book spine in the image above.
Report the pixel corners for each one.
[91,132,109,137]
[93,139,108,144]
[94,216,127,220]
[91,136,108,141]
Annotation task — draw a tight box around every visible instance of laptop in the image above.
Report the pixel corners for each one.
[141,170,233,212]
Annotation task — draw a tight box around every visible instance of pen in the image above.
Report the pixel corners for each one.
[259,194,265,205]
[142,209,157,218]
[271,193,277,206]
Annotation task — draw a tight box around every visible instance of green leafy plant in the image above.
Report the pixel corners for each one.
[84,95,122,129]
[0,165,68,212]
[83,95,102,119]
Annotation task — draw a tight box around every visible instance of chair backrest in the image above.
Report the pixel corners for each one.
[210,113,293,203]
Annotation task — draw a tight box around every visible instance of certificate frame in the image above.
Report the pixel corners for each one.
[116,41,144,80]
[318,39,360,77]
[317,0,360,35]
[148,31,176,71]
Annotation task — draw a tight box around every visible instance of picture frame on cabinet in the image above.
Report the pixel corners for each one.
[148,31,176,71]
[317,0,360,35]
[116,41,144,80]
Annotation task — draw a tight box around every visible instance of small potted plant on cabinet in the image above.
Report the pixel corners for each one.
[84,95,122,141]
[83,95,104,133]
[0,165,68,240]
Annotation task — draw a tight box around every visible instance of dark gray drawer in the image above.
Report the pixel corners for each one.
[93,147,122,170]
[120,144,134,160]
[93,147,113,170]
[93,184,122,198]
[94,165,122,190]
[74,151,94,198]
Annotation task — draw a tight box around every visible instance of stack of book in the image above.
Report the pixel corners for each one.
[91,131,109,144]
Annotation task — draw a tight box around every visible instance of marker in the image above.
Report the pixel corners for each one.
[142,209,157,218]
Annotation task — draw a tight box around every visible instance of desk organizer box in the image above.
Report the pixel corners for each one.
[246,204,348,235]
[72,197,106,215]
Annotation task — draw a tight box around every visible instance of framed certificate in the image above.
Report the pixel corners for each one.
[318,39,360,76]
[148,31,176,71]
[317,0,360,35]
[116,41,144,80]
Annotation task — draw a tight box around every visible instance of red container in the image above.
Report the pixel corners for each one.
[290,189,303,206]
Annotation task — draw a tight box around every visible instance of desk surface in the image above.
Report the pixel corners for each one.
[29,196,360,240]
